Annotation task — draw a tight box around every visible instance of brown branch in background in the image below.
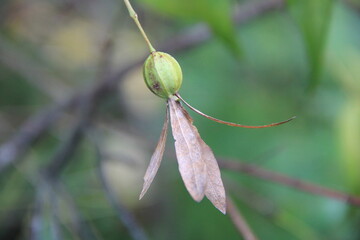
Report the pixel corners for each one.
[95,8,125,80]
[42,12,124,180]
[96,37,115,80]
[228,182,277,219]
[227,197,258,240]
[55,183,99,240]
[41,95,95,180]
[228,183,321,239]
[39,14,148,239]
[0,63,137,175]
[30,179,99,240]
[0,0,286,173]
[0,101,72,170]
[219,159,360,207]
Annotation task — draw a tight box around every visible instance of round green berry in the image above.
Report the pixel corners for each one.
[143,51,183,99]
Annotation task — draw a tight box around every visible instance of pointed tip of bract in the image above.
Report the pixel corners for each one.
[185,188,205,202]
[209,198,227,214]
[184,180,206,203]
[204,188,227,214]
[218,205,227,215]
[191,191,205,203]
[139,185,148,200]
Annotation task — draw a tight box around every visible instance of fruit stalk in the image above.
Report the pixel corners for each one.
[123,0,156,53]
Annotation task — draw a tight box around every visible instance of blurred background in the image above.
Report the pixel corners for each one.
[0,0,360,239]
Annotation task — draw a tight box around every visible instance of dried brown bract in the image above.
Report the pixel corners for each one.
[140,96,294,214]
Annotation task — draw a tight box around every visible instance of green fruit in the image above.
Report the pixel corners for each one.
[143,51,183,98]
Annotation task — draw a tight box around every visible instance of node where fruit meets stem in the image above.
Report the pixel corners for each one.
[124,0,156,53]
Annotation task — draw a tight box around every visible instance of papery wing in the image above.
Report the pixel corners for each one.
[169,98,207,202]
[140,105,169,199]
[201,142,226,214]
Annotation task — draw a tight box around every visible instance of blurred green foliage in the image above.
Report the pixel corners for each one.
[137,0,241,56]
[0,0,360,239]
[288,0,334,90]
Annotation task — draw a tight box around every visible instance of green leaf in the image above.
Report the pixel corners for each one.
[287,0,334,91]
[136,0,241,56]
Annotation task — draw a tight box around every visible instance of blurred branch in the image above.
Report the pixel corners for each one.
[0,36,72,101]
[56,183,100,240]
[94,139,148,240]
[30,182,62,240]
[227,197,258,240]
[228,182,321,239]
[0,100,73,172]
[0,0,286,173]
[42,8,126,180]
[30,180,99,240]
[95,7,124,80]
[41,96,95,180]
[219,159,360,206]
[38,13,147,238]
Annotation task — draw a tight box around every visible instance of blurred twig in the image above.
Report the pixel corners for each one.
[41,96,95,179]
[39,11,148,238]
[94,136,148,240]
[30,181,62,240]
[228,182,321,240]
[30,179,100,240]
[41,7,125,180]
[55,182,100,240]
[95,6,125,80]
[0,101,73,171]
[219,159,360,206]
[227,197,258,240]
[0,36,72,101]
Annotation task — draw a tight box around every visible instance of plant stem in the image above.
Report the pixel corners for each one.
[176,93,296,129]
[219,159,360,206]
[227,197,258,240]
[123,0,156,53]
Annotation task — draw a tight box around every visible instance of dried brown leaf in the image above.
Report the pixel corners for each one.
[169,98,207,202]
[201,142,226,214]
[139,105,169,199]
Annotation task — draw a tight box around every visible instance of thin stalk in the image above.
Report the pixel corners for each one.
[219,159,360,206]
[227,197,258,240]
[124,0,156,53]
[175,93,296,129]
